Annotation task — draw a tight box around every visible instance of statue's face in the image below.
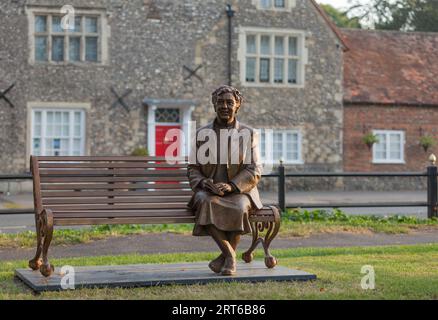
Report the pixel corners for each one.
[214,92,240,124]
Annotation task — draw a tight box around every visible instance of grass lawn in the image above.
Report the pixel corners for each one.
[1,244,437,300]
[1,209,437,249]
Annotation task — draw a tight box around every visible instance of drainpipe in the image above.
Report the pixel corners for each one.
[226,4,235,86]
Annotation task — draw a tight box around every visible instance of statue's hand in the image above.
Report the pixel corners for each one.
[215,183,234,194]
[202,179,224,196]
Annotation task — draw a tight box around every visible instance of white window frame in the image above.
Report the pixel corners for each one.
[238,27,308,88]
[26,6,109,65]
[253,0,296,11]
[259,129,303,164]
[372,130,405,164]
[26,101,91,162]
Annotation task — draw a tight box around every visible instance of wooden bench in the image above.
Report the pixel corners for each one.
[28,156,281,277]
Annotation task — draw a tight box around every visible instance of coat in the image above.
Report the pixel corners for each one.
[187,120,263,210]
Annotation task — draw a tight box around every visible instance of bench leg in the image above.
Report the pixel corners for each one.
[40,209,54,277]
[242,206,281,268]
[28,213,43,271]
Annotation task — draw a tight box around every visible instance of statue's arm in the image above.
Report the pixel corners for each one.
[230,130,262,193]
[188,162,207,191]
[187,139,207,191]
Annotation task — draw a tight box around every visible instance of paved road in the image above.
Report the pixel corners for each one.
[2,228,438,261]
[0,191,429,234]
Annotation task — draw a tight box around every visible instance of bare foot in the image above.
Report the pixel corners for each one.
[221,255,236,276]
[208,254,225,273]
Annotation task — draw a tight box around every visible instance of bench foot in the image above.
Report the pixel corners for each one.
[243,206,280,268]
[29,258,43,271]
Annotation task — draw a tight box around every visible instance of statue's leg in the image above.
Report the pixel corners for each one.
[207,225,236,275]
[209,232,240,273]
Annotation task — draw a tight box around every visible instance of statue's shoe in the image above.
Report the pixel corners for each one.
[221,255,236,276]
[208,254,225,273]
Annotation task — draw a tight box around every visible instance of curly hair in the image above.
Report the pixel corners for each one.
[211,85,243,105]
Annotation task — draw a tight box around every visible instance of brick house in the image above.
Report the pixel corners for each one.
[0,0,346,181]
[342,29,438,173]
[342,30,438,171]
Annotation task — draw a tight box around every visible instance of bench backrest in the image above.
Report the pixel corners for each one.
[31,156,193,222]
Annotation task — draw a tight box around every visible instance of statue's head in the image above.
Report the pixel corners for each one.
[211,85,243,125]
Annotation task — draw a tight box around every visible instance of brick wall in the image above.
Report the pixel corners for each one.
[344,104,438,172]
[343,105,438,190]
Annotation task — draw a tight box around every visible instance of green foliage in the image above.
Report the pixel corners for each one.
[283,208,437,225]
[362,133,380,147]
[130,147,149,156]
[346,0,438,32]
[420,135,436,150]
[320,4,362,28]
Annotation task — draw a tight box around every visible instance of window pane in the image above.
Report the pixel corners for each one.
[274,0,285,8]
[34,111,42,125]
[286,133,298,161]
[260,0,271,9]
[246,35,256,54]
[73,16,82,32]
[260,58,270,82]
[274,59,284,83]
[288,59,297,84]
[74,112,82,125]
[260,132,266,159]
[33,138,41,155]
[374,134,386,160]
[35,16,47,33]
[275,36,284,55]
[246,58,256,82]
[52,16,63,32]
[260,36,270,55]
[85,17,98,33]
[85,37,98,61]
[275,0,285,7]
[273,132,283,161]
[35,36,47,61]
[289,37,298,56]
[69,37,81,61]
[155,108,180,123]
[389,134,402,160]
[52,36,64,61]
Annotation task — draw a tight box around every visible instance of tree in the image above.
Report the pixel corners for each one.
[346,0,438,32]
[320,4,362,28]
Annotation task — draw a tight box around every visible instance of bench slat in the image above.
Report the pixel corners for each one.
[47,203,189,210]
[40,183,190,190]
[44,196,192,205]
[52,210,194,218]
[36,156,188,162]
[41,190,193,198]
[39,163,188,168]
[40,176,189,183]
[39,169,187,176]
[54,216,196,226]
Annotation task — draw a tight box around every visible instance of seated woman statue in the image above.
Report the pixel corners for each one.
[187,85,263,276]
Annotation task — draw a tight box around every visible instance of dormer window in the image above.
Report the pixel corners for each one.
[256,0,295,11]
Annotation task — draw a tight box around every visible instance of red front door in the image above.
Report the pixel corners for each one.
[155,125,182,157]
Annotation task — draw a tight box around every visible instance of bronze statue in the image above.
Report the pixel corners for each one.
[187,85,263,276]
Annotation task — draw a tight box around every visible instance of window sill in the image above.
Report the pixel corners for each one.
[241,82,304,89]
[372,160,406,165]
[30,61,105,66]
[262,161,304,165]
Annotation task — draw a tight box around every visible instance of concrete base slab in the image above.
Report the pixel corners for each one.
[15,261,317,292]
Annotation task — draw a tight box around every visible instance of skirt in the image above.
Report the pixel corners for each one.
[190,190,253,236]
